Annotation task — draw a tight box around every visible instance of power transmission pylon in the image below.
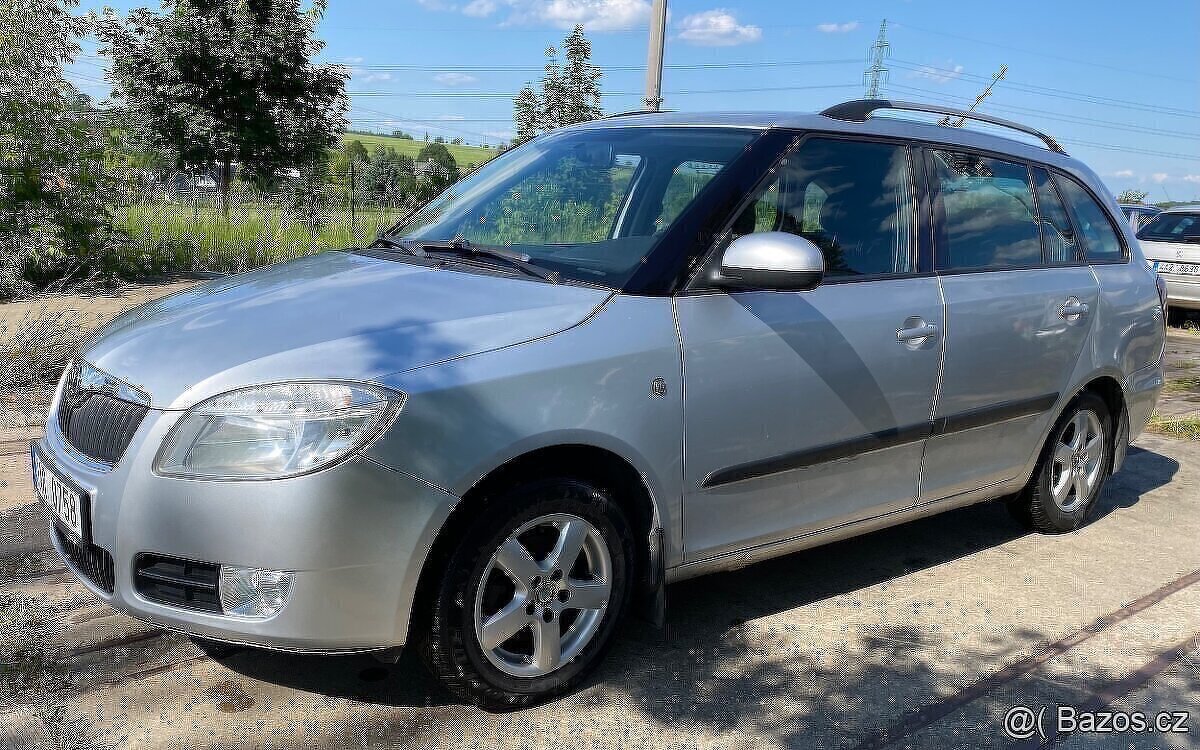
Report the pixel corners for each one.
[864,19,890,98]
[940,64,1008,127]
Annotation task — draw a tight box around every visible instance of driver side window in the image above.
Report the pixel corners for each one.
[726,138,916,277]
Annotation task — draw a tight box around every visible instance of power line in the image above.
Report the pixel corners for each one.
[339,58,861,73]
[347,83,860,98]
[892,21,1198,85]
[889,83,1200,141]
[891,60,1200,118]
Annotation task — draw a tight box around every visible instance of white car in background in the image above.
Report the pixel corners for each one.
[1139,207,1200,319]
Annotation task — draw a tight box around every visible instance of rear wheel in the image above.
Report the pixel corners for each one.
[1018,393,1112,534]
[419,478,633,709]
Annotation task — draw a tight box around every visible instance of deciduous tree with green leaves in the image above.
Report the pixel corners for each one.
[98,0,348,215]
[1,0,120,297]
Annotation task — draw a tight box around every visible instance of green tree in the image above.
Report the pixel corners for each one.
[331,138,368,184]
[510,25,603,144]
[416,142,459,200]
[559,25,603,125]
[1117,189,1148,204]
[98,0,348,215]
[1,0,120,297]
[359,145,414,206]
[513,85,540,146]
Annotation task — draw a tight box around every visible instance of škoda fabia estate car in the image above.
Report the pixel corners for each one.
[34,100,1166,707]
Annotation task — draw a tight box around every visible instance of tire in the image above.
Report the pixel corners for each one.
[418,478,633,709]
[1017,392,1113,534]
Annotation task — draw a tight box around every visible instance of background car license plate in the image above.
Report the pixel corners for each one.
[31,446,87,542]
[1155,262,1200,276]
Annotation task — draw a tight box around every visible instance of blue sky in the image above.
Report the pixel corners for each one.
[71,0,1200,199]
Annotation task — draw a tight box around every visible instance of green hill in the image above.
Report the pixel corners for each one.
[341,132,499,171]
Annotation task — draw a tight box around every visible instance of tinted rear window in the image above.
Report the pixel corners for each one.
[930,150,1042,270]
[1055,176,1126,261]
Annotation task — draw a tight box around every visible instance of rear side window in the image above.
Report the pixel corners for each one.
[1055,175,1126,262]
[725,138,916,277]
[930,150,1042,270]
[1031,167,1079,264]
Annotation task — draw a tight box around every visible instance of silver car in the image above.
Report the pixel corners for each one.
[34,100,1166,707]
[1138,206,1200,315]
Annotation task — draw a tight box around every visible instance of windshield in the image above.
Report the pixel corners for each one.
[1138,212,1200,243]
[389,127,758,287]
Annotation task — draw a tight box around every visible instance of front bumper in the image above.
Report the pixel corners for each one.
[37,407,459,653]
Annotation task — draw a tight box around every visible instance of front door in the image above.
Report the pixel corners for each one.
[677,136,944,562]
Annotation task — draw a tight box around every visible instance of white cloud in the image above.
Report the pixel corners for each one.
[910,62,964,85]
[434,72,479,86]
[418,0,652,31]
[1183,174,1200,184]
[1152,173,1170,183]
[350,67,392,84]
[678,9,762,47]
[816,21,859,33]
[1112,169,1135,178]
[462,0,498,16]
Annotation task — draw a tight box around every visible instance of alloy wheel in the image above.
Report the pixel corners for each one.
[473,513,612,678]
[1050,409,1105,513]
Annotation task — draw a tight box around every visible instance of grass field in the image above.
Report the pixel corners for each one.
[341,132,499,171]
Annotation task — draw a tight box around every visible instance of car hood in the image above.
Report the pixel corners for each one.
[83,251,612,410]
[1141,239,1200,264]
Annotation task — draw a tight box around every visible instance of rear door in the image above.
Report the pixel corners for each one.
[918,150,1099,502]
[677,136,944,562]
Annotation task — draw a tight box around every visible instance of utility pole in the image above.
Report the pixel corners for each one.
[864,19,890,99]
[644,0,667,111]
[940,64,1007,127]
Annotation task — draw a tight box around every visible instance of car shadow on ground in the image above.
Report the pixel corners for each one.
[202,444,1179,736]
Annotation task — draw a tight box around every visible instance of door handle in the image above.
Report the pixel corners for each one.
[897,322,940,343]
[1059,298,1090,320]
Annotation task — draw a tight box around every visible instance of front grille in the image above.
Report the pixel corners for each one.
[56,365,149,465]
[54,524,115,594]
[134,554,222,613]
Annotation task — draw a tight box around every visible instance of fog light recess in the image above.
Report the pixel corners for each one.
[218,566,295,619]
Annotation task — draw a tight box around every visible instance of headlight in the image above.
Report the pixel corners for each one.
[155,382,403,480]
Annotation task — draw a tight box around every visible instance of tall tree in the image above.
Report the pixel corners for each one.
[513,86,540,146]
[99,0,348,214]
[415,142,459,200]
[560,25,603,125]
[510,25,604,144]
[1,0,118,296]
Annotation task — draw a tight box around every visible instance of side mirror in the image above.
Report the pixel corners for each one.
[713,232,825,291]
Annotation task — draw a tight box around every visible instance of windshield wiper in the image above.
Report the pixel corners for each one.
[420,238,561,283]
[370,234,560,283]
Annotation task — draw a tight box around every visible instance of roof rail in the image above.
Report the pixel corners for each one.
[603,109,670,119]
[820,99,1066,155]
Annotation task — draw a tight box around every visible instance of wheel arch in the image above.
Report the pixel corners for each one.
[406,443,664,643]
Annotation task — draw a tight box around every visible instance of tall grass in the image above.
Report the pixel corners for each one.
[106,181,407,277]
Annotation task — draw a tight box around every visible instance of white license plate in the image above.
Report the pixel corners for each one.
[1155,261,1200,276]
[32,446,87,543]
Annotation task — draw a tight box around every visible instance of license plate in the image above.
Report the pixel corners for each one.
[1155,261,1200,276]
[31,445,88,543]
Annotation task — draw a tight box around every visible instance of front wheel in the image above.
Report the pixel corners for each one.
[419,478,633,709]
[1016,393,1112,533]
